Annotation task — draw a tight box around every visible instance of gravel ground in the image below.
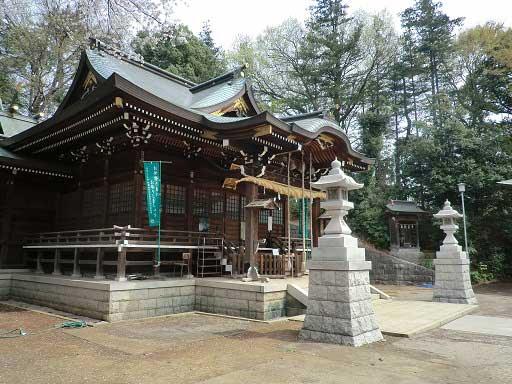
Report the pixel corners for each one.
[0,283,511,384]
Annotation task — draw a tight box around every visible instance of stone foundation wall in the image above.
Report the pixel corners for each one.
[10,275,110,320]
[108,281,195,321]
[1,273,290,322]
[366,248,434,285]
[5,274,195,321]
[194,281,287,320]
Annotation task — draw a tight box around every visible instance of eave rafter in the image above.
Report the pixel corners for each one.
[0,164,74,179]
[12,99,123,154]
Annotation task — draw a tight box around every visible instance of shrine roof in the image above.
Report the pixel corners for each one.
[1,41,373,171]
[85,48,250,114]
[0,146,73,178]
[386,200,426,214]
[0,109,36,139]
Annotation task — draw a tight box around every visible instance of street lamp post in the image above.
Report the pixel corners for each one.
[457,183,469,257]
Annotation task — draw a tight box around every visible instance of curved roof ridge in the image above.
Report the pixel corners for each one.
[189,65,247,93]
[89,38,197,87]
[279,110,326,122]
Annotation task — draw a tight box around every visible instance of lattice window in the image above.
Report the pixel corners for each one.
[211,191,224,217]
[83,187,105,217]
[193,189,209,217]
[240,196,246,221]
[274,201,283,224]
[165,184,186,214]
[259,209,269,224]
[226,194,240,221]
[109,181,134,214]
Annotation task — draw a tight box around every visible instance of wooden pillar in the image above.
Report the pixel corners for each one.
[415,218,420,248]
[52,249,61,275]
[244,183,258,267]
[312,198,321,247]
[133,149,143,227]
[116,248,127,281]
[94,248,104,280]
[0,178,14,267]
[71,248,80,278]
[77,164,84,228]
[283,197,289,242]
[103,158,110,227]
[388,217,394,250]
[395,221,401,248]
[36,250,44,274]
[186,164,195,233]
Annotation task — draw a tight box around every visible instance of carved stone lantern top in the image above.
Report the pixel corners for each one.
[312,158,363,236]
[434,200,463,246]
[434,200,463,221]
[311,158,363,192]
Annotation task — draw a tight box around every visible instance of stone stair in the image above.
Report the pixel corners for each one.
[286,283,390,308]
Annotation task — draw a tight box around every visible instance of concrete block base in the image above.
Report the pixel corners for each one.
[0,271,294,322]
[300,269,383,347]
[299,328,384,347]
[434,253,477,305]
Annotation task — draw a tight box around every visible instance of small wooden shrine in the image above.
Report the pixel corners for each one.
[385,200,427,263]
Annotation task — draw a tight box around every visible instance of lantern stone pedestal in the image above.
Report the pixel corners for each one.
[299,159,383,347]
[433,200,477,305]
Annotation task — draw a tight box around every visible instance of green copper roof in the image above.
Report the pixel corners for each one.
[86,49,194,108]
[86,49,247,114]
[0,145,24,160]
[291,117,341,133]
[189,78,246,109]
[0,110,36,138]
[386,200,426,214]
[200,112,251,123]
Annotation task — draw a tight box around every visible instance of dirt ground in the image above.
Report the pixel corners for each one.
[1,283,511,384]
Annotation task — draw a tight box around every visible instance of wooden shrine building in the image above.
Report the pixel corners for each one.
[385,200,427,264]
[0,39,372,280]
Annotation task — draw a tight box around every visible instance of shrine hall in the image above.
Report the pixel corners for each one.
[0,39,372,282]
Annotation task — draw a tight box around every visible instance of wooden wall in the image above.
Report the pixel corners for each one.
[0,146,310,267]
[0,171,59,266]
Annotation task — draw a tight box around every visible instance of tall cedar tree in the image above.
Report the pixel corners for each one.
[305,0,366,130]
[401,0,463,127]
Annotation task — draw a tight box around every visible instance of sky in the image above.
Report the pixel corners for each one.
[171,0,512,49]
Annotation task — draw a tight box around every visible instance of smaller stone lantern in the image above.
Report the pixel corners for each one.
[432,200,477,304]
[299,158,383,346]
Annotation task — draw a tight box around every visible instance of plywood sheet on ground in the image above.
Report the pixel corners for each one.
[441,315,512,337]
[289,300,477,337]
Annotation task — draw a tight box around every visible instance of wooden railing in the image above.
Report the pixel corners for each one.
[24,226,224,249]
[23,226,229,280]
[256,252,304,277]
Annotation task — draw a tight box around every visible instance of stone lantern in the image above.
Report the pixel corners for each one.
[432,200,477,305]
[299,158,383,346]
[316,158,363,237]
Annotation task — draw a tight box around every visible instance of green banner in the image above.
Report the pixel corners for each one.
[144,161,161,227]
[298,198,310,238]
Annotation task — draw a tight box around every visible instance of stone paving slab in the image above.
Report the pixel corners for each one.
[441,315,512,337]
[289,300,477,337]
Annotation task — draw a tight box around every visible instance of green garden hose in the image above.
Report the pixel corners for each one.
[0,320,86,338]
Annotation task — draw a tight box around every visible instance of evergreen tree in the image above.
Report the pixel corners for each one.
[199,20,220,58]
[132,24,227,83]
[304,0,366,128]
[401,0,463,127]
